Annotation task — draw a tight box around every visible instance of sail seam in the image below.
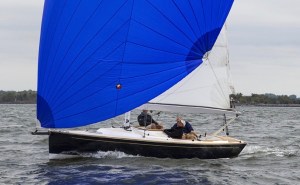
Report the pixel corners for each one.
[49,64,190,122]
[47,1,130,105]
[49,18,132,107]
[126,41,188,56]
[47,0,103,99]
[53,61,188,117]
[115,0,135,115]
[187,0,202,36]
[51,59,191,115]
[200,0,208,51]
[131,19,198,55]
[46,0,106,102]
[145,0,195,46]
[48,66,121,118]
[50,61,121,113]
[41,0,81,95]
[171,0,201,53]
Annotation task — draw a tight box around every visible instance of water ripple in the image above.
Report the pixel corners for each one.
[1,105,300,185]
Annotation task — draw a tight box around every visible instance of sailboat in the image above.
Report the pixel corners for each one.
[34,0,246,159]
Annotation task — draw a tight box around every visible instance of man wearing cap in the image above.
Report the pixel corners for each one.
[171,117,197,140]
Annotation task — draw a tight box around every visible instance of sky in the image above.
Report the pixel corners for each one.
[0,0,299,97]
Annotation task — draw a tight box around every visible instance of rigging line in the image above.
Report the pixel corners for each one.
[52,64,191,122]
[48,19,132,105]
[145,0,197,47]
[127,41,189,57]
[51,62,122,114]
[223,24,230,66]
[44,0,105,101]
[223,24,234,94]
[151,60,203,103]
[212,116,237,136]
[225,39,233,89]
[147,102,233,111]
[46,0,128,101]
[131,19,201,55]
[40,0,77,94]
[115,0,135,116]
[206,57,230,107]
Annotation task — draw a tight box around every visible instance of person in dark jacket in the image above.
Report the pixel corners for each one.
[137,110,163,129]
[163,118,184,139]
[167,117,198,140]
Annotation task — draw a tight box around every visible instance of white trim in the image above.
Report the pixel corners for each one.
[139,103,238,114]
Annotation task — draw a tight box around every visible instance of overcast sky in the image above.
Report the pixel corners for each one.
[0,0,299,97]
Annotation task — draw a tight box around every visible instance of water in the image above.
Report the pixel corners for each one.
[0,104,299,185]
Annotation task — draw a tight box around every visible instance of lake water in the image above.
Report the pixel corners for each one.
[0,104,299,184]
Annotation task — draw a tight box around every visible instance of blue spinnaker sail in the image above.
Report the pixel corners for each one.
[37,0,234,128]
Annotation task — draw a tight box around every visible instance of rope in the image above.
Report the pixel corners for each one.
[211,115,238,136]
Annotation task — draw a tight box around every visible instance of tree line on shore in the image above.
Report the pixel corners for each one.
[231,93,300,105]
[0,90,299,105]
[0,90,36,104]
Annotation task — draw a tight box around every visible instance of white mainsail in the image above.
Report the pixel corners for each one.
[140,25,236,114]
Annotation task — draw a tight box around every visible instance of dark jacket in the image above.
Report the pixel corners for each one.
[163,127,184,139]
[171,121,194,134]
[137,112,158,126]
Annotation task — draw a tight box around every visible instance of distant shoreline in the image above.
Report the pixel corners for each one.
[1,90,300,106]
[0,103,36,105]
[1,103,300,108]
[237,104,300,107]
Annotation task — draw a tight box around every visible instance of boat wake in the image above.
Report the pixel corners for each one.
[81,151,140,159]
[49,150,140,160]
[241,145,299,158]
